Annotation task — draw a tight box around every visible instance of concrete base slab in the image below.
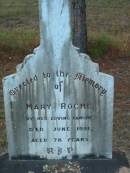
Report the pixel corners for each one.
[0,152,129,173]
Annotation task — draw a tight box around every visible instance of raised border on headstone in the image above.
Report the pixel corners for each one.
[3,0,114,160]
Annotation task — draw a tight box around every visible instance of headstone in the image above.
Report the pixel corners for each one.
[3,0,114,160]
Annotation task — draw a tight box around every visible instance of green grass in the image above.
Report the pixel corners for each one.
[88,33,113,58]
[0,0,38,28]
[88,32,120,58]
[0,28,129,62]
[87,0,130,38]
[0,0,130,59]
[88,32,130,58]
[86,0,130,6]
[0,27,39,59]
[0,0,130,60]
[0,0,38,18]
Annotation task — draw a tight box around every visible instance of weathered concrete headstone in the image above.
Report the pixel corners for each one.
[3,0,114,160]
